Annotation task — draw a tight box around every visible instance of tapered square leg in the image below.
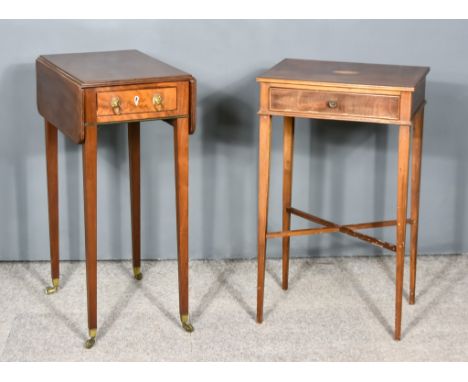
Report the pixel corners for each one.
[282,117,295,290]
[395,124,411,340]
[45,120,60,294]
[173,117,193,332]
[128,122,142,281]
[409,108,425,305]
[82,125,98,348]
[257,115,272,323]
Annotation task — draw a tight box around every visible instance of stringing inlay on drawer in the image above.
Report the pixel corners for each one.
[269,87,400,120]
[97,87,177,117]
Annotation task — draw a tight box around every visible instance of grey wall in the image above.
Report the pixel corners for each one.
[0,20,467,261]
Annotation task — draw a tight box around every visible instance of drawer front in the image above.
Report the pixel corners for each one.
[97,87,177,116]
[96,86,179,121]
[269,88,400,120]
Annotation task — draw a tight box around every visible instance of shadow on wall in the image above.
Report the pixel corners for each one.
[200,75,258,259]
[0,61,131,262]
[424,81,468,253]
[62,139,82,260]
[297,80,468,257]
[97,123,129,260]
[195,78,468,260]
[0,62,86,262]
[305,119,391,257]
[0,63,42,261]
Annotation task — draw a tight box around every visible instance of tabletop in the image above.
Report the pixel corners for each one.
[257,58,430,91]
[38,49,193,88]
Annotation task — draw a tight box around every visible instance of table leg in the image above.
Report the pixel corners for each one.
[409,108,425,305]
[45,120,60,295]
[82,125,98,348]
[282,117,295,290]
[128,122,142,281]
[173,117,193,333]
[257,115,272,323]
[395,124,411,340]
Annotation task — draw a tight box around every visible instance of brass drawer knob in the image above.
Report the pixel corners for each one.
[111,96,121,115]
[152,94,163,111]
[327,100,338,109]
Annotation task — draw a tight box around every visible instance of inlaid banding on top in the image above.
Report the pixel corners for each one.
[333,69,359,75]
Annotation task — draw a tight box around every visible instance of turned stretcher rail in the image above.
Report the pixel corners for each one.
[265,207,413,252]
[288,207,398,252]
[266,226,339,238]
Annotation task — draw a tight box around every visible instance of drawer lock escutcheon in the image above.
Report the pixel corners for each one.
[111,96,121,115]
[152,94,163,111]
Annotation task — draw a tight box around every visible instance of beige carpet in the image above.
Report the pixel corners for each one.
[0,255,467,361]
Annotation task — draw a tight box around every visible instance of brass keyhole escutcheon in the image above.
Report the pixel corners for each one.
[111,96,121,115]
[327,100,338,109]
[152,94,163,111]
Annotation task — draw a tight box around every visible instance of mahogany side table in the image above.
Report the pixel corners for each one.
[36,50,196,348]
[256,59,429,340]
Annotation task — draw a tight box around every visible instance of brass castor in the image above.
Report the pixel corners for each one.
[84,329,97,349]
[44,278,59,295]
[180,314,194,333]
[133,267,143,281]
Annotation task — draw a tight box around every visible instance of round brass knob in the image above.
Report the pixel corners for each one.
[327,100,338,109]
[152,94,163,111]
[111,96,121,115]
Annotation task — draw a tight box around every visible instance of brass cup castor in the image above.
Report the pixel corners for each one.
[45,278,59,295]
[85,329,97,349]
[180,314,194,333]
[133,267,143,281]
